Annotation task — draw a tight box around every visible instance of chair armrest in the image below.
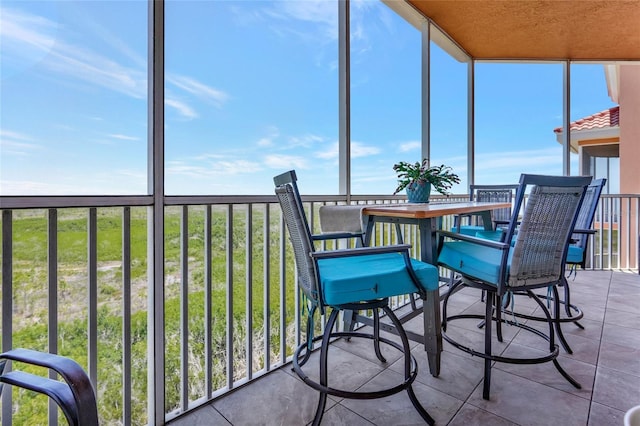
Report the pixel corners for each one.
[437,230,509,251]
[310,244,412,259]
[312,232,363,241]
[0,348,99,425]
[570,228,597,244]
[572,228,597,235]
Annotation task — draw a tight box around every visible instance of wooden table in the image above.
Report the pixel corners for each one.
[356,201,512,377]
[362,201,512,263]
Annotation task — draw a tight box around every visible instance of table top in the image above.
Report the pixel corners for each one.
[361,201,512,219]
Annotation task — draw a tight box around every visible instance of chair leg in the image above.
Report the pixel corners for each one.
[442,279,465,333]
[552,285,574,354]
[483,294,493,400]
[297,306,317,368]
[294,300,434,425]
[562,277,584,330]
[312,308,340,426]
[373,309,386,363]
[528,289,581,390]
[494,294,504,343]
[383,305,435,426]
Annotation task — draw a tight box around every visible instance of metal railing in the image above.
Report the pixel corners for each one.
[0,193,637,425]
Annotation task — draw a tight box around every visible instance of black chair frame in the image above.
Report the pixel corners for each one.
[275,170,435,426]
[454,183,519,237]
[438,174,591,400]
[501,178,606,354]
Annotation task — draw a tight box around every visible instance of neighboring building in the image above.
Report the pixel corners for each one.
[554,106,620,194]
[553,64,640,195]
[553,64,639,269]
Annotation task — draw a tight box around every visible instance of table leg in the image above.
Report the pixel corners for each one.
[418,218,437,265]
[363,216,375,247]
[423,288,442,377]
[418,218,442,377]
[363,214,443,376]
[479,210,493,230]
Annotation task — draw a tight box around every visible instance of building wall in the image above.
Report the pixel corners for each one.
[619,65,640,194]
[618,64,640,269]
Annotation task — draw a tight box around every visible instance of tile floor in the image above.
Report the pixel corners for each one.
[169,270,640,425]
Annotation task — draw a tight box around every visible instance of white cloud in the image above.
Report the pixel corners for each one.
[166,159,263,178]
[1,129,32,142]
[212,160,263,174]
[257,126,280,147]
[165,99,198,120]
[287,133,324,148]
[1,6,146,99]
[109,134,140,141]
[276,1,338,40]
[167,75,230,108]
[398,141,421,152]
[0,7,57,55]
[352,141,381,157]
[264,154,309,170]
[0,167,148,195]
[257,137,274,147]
[314,140,380,160]
[0,179,78,195]
[474,147,562,172]
[315,143,338,160]
[0,129,40,155]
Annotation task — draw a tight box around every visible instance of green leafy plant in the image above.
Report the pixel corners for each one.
[393,159,460,195]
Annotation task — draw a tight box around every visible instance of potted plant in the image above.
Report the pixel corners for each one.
[393,159,460,203]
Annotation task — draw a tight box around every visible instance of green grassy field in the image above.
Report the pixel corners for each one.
[1,205,300,425]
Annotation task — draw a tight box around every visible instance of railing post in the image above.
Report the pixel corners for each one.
[2,210,13,426]
[47,209,59,426]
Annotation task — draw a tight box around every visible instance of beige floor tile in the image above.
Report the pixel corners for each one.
[598,341,640,376]
[448,404,518,426]
[592,366,640,413]
[340,368,463,426]
[172,271,640,426]
[588,402,626,426]
[467,369,590,426]
[495,342,596,398]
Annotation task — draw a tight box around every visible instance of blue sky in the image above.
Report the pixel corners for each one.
[0,1,617,196]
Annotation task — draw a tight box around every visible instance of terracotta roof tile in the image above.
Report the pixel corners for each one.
[553,106,619,133]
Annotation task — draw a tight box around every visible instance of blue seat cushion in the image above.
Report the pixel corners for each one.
[474,229,505,242]
[317,253,439,306]
[451,225,485,237]
[438,241,513,286]
[566,244,584,264]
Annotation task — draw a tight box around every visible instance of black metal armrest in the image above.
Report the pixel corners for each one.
[452,213,475,228]
[572,228,597,235]
[312,232,364,241]
[437,230,509,251]
[0,348,99,426]
[310,244,412,259]
[570,228,597,243]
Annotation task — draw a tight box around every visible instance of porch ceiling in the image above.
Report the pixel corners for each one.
[406,0,640,61]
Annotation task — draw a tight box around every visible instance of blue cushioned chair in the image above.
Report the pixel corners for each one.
[437,174,591,400]
[453,184,519,242]
[274,170,438,425]
[507,178,606,354]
